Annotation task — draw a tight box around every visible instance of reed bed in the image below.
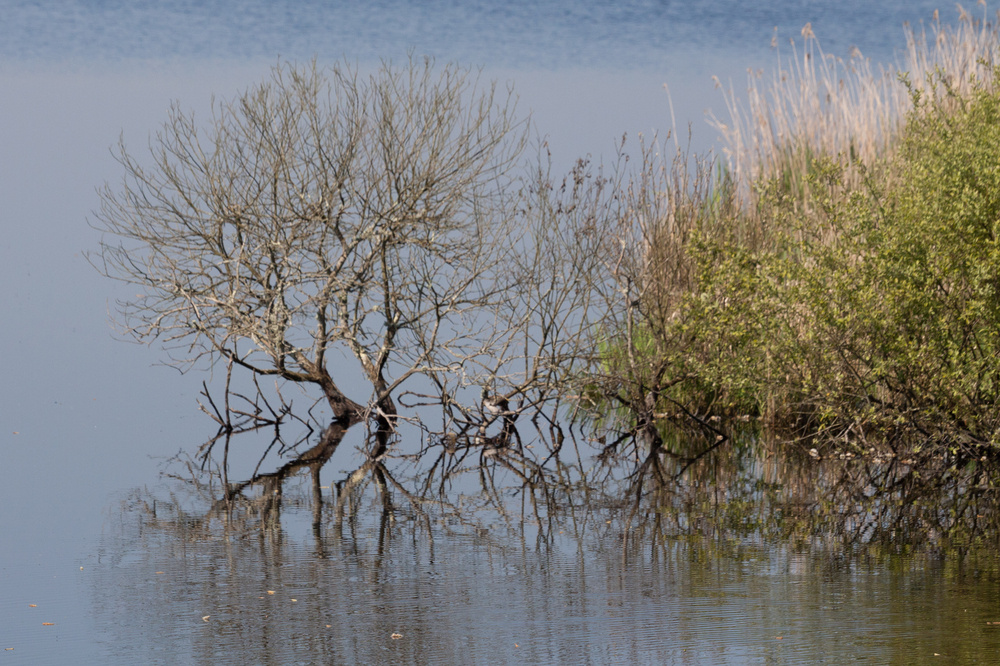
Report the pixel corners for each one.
[710,5,1000,207]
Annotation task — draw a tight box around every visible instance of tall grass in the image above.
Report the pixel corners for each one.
[710,5,1000,208]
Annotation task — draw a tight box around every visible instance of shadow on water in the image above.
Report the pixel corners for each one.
[92,413,1000,664]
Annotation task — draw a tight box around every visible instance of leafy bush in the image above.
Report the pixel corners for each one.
[589,11,1000,464]
[683,74,1000,454]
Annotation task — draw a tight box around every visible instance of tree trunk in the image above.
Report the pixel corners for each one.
[317,374,365,425]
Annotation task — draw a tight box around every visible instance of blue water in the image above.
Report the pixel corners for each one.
[0,1,989,663]
[0,0,948,67]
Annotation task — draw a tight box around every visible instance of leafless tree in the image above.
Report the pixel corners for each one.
[91,56,707,491]
[91,59,542,454]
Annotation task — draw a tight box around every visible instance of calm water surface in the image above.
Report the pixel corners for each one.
[2,1,998,663]
[84,462,1000,665]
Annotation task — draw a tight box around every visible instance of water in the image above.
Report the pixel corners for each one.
[2,1,997,663]
[0,0,948,66]
[82,453,1000,664]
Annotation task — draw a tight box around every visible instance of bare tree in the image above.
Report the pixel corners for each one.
[92,58,535,455]
[91,56,709,497]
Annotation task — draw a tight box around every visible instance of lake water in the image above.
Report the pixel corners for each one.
[2,1,999,663]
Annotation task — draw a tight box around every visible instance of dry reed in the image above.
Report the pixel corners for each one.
[710,4,1000,207]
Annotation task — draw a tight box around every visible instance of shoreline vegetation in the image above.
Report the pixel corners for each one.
[598,4,1000,467]
[92,5,1000,550]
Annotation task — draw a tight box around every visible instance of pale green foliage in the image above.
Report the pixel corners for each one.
[682,73,1000,450]
[601,9,1000,459]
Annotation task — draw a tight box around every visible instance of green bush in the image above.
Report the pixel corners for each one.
[684,76,1000,452]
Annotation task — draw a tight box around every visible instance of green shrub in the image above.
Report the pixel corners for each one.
[593,12,1000,460]
[685,76,1000,452]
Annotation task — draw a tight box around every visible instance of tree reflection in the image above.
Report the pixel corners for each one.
[144,404,1000,563]
[96,420,1000,664]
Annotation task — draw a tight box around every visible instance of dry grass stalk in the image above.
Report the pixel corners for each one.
[710,5,1000,208]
